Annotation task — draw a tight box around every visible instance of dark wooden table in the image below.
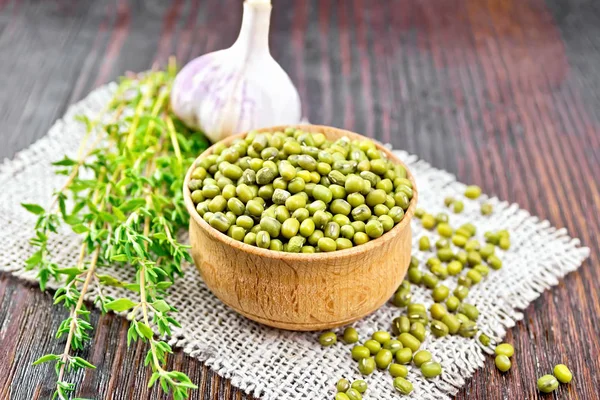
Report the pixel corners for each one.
[1,0,599,399]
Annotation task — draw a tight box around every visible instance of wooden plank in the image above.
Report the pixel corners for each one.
[0,0,599,398]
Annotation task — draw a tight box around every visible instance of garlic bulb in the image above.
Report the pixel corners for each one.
[171,0,302,143]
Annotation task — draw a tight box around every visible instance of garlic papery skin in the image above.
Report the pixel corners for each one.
[171,0,302,143]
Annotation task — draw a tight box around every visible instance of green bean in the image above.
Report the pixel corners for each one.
[458,303,479,321]
[260,217,281,237]
[365,220,384,238]
[336,238,353,250]
[351,204,372,222]
[274,205,290,223]
[351,380,367,393]
[281,218,300,239]
[474,264,490,277]
[430,303,448,320]
[465,185,482,199]
[437,223,453,237]
[313,210,331,228]
[451,200,464,213]
[413,350,432,367]
[447,260,463,276]
[441,313,461,334]
[421,361,442,379]
[430,320,449,337]
[553,364,573,383]
[495,343,514,357]
[495,355,511,372]
[340,224,355,239]
[433,286,451,303]
[466,269,482,284]
[270,239,283,251]
[300,245,315,253]
[272,188,290,205]
[392,316,411,336]
[421,214,436,230]
[372,331,392,344]
[388,206,405,223]
[456,251,468,266]
[325,221,341,239]
[256,231,271,249]
[378,215,394,232]
[287,236,305,252]
[409,256,419,269]
[318,331,337,346]
[409,322,427,342]
[383,340,403,355]
[393,377,413,395]
[375,349,393,369]
[236,215,254,230]
[537,375,559,393]
[398,333,421,352]
[395,347,413,364]
[458,320,478,338]
[341,327,359,344]
[364,339,381,355]
[453,285,469,301]
[478,333,491,346]
[407,268,423,284]
[457,275,473,288]
[419,236,431,251]
[307,229,324,246]
[389,363,408,378]
[392,290,411,308]
[422,273,439,289]
[336,378,350,393]
[209,213,230,232]
[488,255,503,270]
[228,226,246,241]
[358,357,376,375]
[452,234,467,248]
[345,388,362,400]
[351,345,371,361]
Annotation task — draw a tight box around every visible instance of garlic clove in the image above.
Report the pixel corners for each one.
[171,0,302,143]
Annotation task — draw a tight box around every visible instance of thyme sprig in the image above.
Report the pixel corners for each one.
[26,60,209,399]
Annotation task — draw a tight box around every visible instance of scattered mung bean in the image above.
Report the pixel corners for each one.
[336,379,350,392]
[393,377,414,395]
[343,327,359,344]
[421,361,442,379]
[495,343,514,358]
[495,355,511,372]
[537,375,559,393]
[553,364,573,384]
[351,380,368,393]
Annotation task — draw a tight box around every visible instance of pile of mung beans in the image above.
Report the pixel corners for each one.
[188,128,413,253]
[320,186,573,397]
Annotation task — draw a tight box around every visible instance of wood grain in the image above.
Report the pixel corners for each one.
[0,0,599,399]
[185,126,416,330]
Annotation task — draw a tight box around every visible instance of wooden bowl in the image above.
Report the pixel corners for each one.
[183,125,417,331]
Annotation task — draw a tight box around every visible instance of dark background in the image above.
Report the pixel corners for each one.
[1,0,599,399]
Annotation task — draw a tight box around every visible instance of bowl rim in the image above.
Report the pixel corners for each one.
[183,124,418,261]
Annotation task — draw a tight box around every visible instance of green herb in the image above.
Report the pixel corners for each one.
[25,60,209,400]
